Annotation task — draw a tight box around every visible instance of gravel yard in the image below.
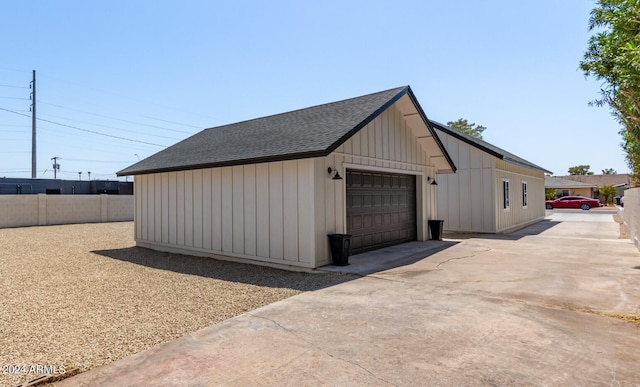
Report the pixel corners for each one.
[0,222,351,386]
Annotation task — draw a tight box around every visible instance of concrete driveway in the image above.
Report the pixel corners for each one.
[59,210,640,386]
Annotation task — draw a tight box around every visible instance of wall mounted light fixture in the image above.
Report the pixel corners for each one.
[327,167,343,180]
[428,176,438,185]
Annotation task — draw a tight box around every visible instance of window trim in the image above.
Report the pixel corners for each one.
[502,179,510,210]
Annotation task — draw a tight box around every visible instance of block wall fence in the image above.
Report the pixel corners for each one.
[622,187,640,251]
[0,195,133,228]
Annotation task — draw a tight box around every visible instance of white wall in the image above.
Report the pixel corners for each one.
[436,130,546,233]
[0,195,133,228]
[436,131,496,233]
[494,160,546,233]
[135,159,317,268]
[622,187,640,250]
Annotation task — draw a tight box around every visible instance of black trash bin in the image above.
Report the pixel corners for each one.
[328,234,352,266]
[428,220,444,241]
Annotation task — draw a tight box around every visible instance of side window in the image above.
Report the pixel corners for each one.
[522,181,528,207]
[503,179,510,210]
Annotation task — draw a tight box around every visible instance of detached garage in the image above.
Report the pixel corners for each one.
[432,121,551,234]
[118,86,456,269]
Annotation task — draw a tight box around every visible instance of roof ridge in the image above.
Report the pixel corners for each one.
[118,85,440,176]
[203,86,409,132]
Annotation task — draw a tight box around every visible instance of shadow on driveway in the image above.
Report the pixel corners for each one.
[444,219,561,241]
[92,247,354,291]
[321,240,459,276]
[94,220,561,287]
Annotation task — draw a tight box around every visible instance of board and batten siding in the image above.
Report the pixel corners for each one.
[134,159,317,268]
[313,103,438,266]
[436,130,496,233]
[494,159,546,233]
[435,130,546,234]
[134,103,443,268]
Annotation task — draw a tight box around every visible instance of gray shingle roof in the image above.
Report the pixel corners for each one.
[118,86,451,176]
[555,174,630,188]
[545,176,598,188]
[430,120,552,174]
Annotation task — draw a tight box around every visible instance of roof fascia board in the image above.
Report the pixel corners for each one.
[503,157,553,175]
[432,120,552,175]
[116,150,327,176]
[405,88,457,173]
[323,86,410,156]
[431,121,504,160]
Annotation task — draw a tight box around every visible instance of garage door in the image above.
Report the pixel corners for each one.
[346,170,417,254]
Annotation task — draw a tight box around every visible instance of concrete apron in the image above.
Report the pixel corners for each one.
[59,213,640,386]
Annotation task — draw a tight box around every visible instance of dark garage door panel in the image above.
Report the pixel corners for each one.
[346,170,417,254]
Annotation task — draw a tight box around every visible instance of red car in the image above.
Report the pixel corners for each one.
[545,196,601,210]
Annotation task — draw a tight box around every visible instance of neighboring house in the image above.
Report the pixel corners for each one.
[558,174,631,202]
[431,121,551,234]
[118,86,456,269]
[544,176,597,198]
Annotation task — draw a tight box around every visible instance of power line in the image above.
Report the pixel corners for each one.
[0,66,29,74]
[37,130,160,155]
[37,112,183,141]
[38,117,167,147]
[39,100,195,134]
[39,72,217,122]
[0,84,29,89]
[3,69,203,130]
[63,158,137,164]
[141,115,202,129]
[0,106,167,147]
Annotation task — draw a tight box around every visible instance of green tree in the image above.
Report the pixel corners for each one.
[599,184,618,204]
[545,188,556,200]
[568,165,594,175]
[602,168,617,174]
[580,0,640,185]
[446,119,486,139]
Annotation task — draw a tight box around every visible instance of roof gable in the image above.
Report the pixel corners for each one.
[118,86,455,176]
[430,120,552,174]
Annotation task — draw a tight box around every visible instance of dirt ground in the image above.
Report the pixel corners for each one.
[0,222,350,387]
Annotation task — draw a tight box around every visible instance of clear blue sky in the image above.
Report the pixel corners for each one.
[0,1,628,181]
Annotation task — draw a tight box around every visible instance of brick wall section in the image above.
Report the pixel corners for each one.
[0,195,133,228]
[622,187,640,251]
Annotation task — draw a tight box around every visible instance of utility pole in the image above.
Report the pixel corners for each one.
[30,70,36,179]
[51,157,60,179]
